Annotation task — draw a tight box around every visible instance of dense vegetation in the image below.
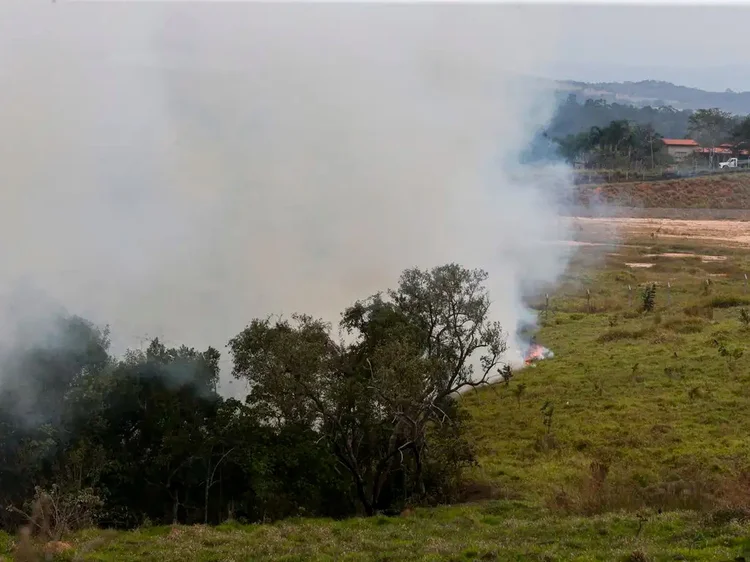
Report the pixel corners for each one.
[4,236,750,560]
[547,96,694,140]
[559,79,750,114]
[541,98,750,170]
[0,264,505,539]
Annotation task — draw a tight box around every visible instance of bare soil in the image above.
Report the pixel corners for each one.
[568,216,750,248]
[572,172,750,210]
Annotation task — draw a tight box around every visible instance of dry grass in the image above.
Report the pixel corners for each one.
[573,172,750,209]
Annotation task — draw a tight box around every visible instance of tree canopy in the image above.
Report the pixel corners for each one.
[540,97,750,169]
[0,264,504,534]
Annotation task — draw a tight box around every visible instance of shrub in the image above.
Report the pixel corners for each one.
[708,295,750,309]
[662,316,706,334]
[684,304,714,319]
[11,485,104,542]
[597,327,652,343]
[626,549,650,562]
[641,284,656,312]
[740,308,750,328]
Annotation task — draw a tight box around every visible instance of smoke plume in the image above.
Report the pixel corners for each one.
[0,2,573,392]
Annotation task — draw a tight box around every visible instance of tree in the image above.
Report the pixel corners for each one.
[544,97,693,144]
[641,283,656,313]
[229,264,506,515]
[731,116,750,141]
[555,120,668,170]
[688,108,734,166]
[729,116,750,157]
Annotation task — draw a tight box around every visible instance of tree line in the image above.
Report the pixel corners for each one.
[551,104,750,169]
[0,264,506,536]
[548,95,694,140]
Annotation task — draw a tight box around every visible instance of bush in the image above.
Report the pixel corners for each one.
[662,316,706,334]
[708,295,750,309]
[684,304,714,319]
[11,485,103,542]
[641,284,656,313]
[597,327,652,343]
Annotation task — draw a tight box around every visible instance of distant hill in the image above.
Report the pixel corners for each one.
[556,79,750,114]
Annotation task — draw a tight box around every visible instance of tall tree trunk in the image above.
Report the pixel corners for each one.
[410,442,426,498]
[355,478,374,516]
[204,477,210,525]
[172,490,179,525]
[204,458,212,525]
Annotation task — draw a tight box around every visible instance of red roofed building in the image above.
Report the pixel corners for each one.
[661,138,700,162]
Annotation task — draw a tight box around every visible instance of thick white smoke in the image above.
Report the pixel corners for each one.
[0,2,573,391]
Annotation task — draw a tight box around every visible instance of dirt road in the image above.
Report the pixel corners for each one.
[568,216,750,248]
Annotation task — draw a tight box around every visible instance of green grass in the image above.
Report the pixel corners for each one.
[6,236,750,561]
[463,238,750,516]
[4,504,750,561]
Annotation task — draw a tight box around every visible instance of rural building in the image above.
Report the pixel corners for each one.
[661,138,699,162]
[694,144,750,165]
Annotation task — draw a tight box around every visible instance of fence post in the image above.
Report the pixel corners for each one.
[667,282,671,307]
[628,285,632,309]
[587,288,592,313]
[745,273,748,294]
[545,293,549,319]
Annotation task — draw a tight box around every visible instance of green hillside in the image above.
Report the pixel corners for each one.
[6,237,750,561]
[463,240,750,514]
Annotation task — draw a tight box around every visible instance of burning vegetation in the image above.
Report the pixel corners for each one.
[516,323,554,367]
[523,341,554,367]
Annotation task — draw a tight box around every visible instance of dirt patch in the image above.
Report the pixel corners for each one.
[572,172,750,210]
[625,263,654,269]
[644,252,728,262]
[567,217,750,248]
[44,541,73,555]
[646,252,696,258]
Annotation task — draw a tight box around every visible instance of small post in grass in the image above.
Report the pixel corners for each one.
[745,273,748,294]
[545,293,549,319]
[586,288,592,313]
[667,281,671,307]
[628,284,632,309]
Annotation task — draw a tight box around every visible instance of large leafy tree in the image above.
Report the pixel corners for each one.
[229,264,505,515]
[0,264,499,532]
[732,116,750,143]
[554,119,667,169]
[687,108,734,148]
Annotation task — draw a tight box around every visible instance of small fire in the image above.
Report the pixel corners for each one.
[524,343,553,366]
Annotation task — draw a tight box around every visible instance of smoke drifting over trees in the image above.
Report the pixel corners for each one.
[0,1,577,530]
[0,1,573,376]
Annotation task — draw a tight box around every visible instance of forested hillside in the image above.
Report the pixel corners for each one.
[548,95,693,139]
[558,79,750,114]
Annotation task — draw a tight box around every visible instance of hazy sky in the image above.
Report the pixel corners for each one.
[553,5,750,91]
[3,2,748,90]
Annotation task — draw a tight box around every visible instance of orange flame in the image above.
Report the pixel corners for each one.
[524,343,547,366]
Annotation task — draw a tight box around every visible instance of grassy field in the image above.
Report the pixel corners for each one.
[464,237,750,515]
[2,505,748,561]
[4,235,750,561]
[574,172,750,209]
